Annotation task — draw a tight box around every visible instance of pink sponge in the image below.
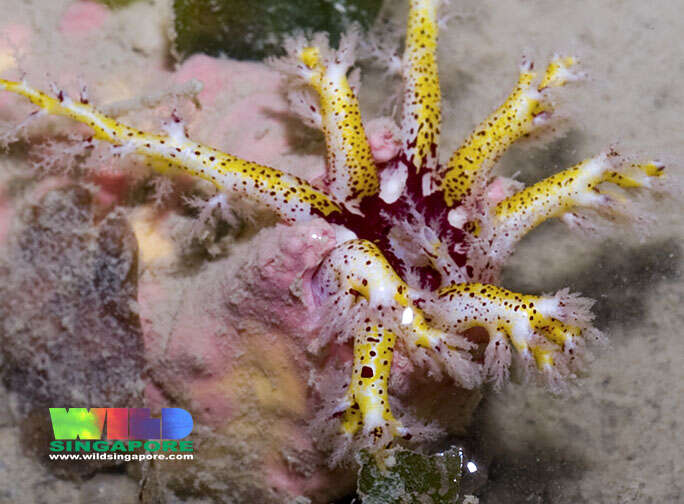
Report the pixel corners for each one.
[59,1,110,39]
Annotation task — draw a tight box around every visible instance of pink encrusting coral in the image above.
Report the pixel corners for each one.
[0,0,669,496]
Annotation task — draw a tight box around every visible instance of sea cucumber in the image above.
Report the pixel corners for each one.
[0,0,666,469]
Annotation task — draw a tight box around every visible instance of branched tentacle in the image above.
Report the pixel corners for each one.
[0,79,342,223]
[0,0,669,467]
[441,55,581,206]
[400,0,442,173]
[492,153,665,243]
[314,239,480,439]
[275,32,379,211]
[437,283,603,392]
[339,326,405,440]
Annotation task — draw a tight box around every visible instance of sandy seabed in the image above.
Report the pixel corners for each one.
[0,0,682,503]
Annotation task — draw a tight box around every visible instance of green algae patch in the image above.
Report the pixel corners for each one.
[357,447,464,504]
[172,0,382,61]
[95,0,141,7]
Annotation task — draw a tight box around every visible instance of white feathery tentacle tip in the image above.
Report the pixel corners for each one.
[161,110,188,142]
[536,297,562,318]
